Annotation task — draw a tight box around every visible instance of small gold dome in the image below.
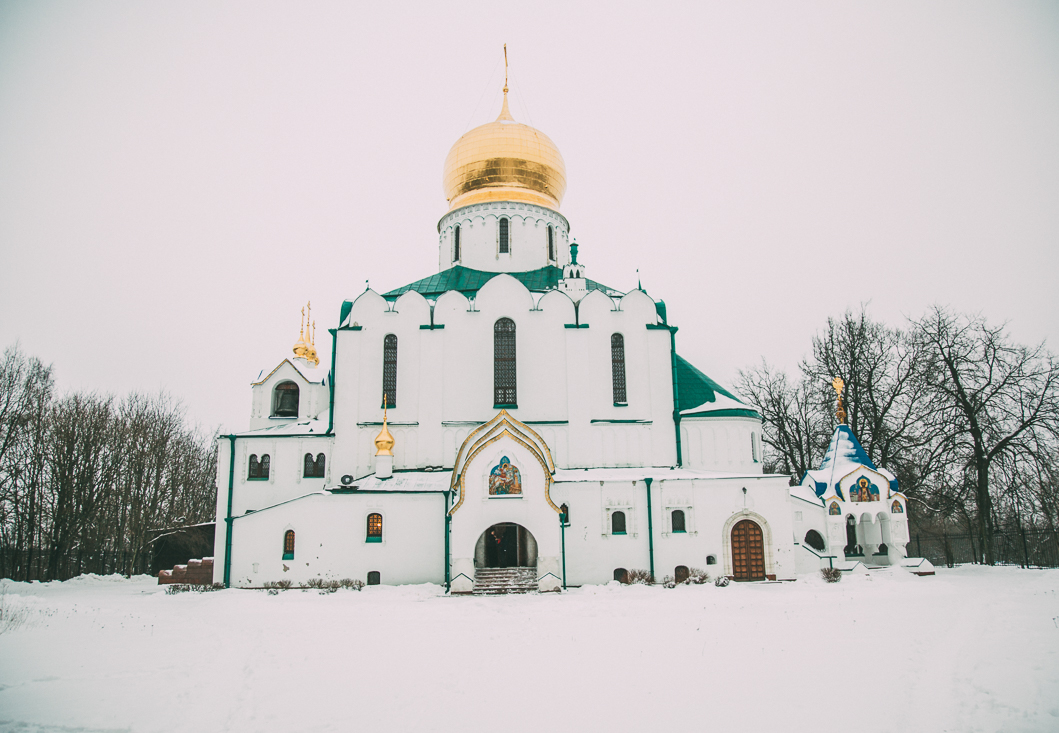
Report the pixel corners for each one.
[375,397,394,456]
[442,92,567,211]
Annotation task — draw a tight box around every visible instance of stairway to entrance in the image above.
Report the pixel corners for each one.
[472,567,538,595]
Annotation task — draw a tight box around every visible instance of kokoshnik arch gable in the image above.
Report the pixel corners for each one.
[212,60,924,592]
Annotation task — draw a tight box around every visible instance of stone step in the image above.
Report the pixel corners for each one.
[471,567,539,596]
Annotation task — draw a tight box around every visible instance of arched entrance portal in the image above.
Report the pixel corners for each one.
[475,523,538,569]
[731,519,766,581]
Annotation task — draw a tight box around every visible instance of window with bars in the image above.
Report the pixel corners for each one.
[367,513,383,542]
[611,510,627,535]
[283,530,295,560]
[382,334,397,408]
[303,453,325,478]
[547,225,554,260]
[249,454,270,480]
[453,224,461,261]
[494,318,517,406]
[499,217,509,253]
[611,333,627,404]
[672,509,686,533]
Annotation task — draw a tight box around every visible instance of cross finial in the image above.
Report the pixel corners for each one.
[503,43,508,94]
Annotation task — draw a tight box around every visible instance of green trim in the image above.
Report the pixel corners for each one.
[645,477,655,579]
[646,324,671,330]
[559,511,567,589]
[327,489,448,495]
[523,420,568,425]
[672,529,686,534]
[667,326,683,467]
[419,324,445,330]
[444,491,451,592]
[564,323,589,329]
[282,552,293,560]
[494,403,518,409]
[235,433,330,439]
[327,328,338,434]
[382,264,620,301]
[247,476,269,481]
[357,421,419,427]
[613,402,628,407]
[223,435,236,588]
[591,419,650,424]
[345,325,363,330]
[365,536,382,543]
[681,409,761,419]
[612,530,627,536]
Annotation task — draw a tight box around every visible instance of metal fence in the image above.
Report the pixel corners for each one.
[912,528,1059,569]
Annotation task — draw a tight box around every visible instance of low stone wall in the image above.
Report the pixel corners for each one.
[158,557,214,585]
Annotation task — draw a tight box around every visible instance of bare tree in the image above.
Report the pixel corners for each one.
[912,307,1059,564]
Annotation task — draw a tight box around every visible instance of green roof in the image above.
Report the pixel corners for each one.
[674,354,755,415]
[383,265,618,301]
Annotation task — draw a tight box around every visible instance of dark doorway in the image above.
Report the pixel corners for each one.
[480,523,536,568]
[731,519,766,581]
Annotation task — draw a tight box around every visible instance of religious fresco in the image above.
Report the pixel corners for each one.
[489,456,522,495]
[892,500,904,514]
[829,501,841,516]
[849,476,881,503]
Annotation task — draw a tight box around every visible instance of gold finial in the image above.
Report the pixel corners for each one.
[374,396,395,456]
[497,44,513,121]
[293,304,309,359]
[832,377,847,425]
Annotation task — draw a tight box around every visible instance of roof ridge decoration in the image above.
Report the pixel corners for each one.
[448,410,557,515]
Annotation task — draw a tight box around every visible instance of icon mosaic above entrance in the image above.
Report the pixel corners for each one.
[489,456,522,496]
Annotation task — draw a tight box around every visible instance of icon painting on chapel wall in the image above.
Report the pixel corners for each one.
[489,456,522,496]
[849,476,880,503]
[829,501,841,516]
[891,500,904,514]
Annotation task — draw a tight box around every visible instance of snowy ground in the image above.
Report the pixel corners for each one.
[0,567,1057,733]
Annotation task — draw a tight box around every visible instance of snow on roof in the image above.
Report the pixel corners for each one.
[552,467,784,483]
[802,425,896,497]
[234,419,329,437]
[342,472,451,492]
[252,358,327,387]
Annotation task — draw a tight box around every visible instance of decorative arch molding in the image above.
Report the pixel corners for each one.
[438,200,570,234]
[449,410,556,515]
[720,509,777,580]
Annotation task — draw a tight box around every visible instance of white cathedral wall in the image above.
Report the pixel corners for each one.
[437,202,570,273]
[329,276,678,481]
[224,493,446,588]
[680,417,763,474]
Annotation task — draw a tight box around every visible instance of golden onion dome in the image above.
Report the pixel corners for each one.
[443,91,567,211]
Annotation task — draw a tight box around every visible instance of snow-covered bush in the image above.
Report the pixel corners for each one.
[165,584,192,594]
[686,568,710,585]
[821,567,842,583]
[0,588,29,634]
[263,580,292,591]
[338,578,364,591]
[624,569,655,585]
[662,575,676,589]
[714,576,730,587]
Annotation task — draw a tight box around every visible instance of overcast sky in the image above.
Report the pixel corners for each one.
[1,1,1057,434]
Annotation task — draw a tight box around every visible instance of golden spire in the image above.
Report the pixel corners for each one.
[293,305,309,359]
[497,44,513,121]
[832,377,847,425]
[374,396,395,456]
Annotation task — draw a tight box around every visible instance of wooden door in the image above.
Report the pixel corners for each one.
[731,519,766,581]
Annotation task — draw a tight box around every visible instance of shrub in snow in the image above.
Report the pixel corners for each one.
[0,588,29,634]
[821,567,842,583]
[714,576,730,587]
[263,580,292,591]
[662,575,676,589]
[625,569,655,585]
[338,578,364,591]
[165,584,192,595]
[686,568,710,585]
[267,588,279,596]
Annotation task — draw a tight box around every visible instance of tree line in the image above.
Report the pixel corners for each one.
[738,306,1059,565]
[0,344,217,581]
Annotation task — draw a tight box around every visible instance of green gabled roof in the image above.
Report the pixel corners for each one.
[674,354,755,414]
[382,265,618,301]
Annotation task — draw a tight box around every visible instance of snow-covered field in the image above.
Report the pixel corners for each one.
[1,567,1057,733]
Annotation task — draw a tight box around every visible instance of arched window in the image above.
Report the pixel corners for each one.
[671,509,686,533]
[751,433,759,462]
[877,543,888,555]
[494,318,517,406]
[560,503,570,526]
[613,568,628,583]
[547,225,554,260]
[453,224,461,261]
[272,381,299,417]
[706,555,717,565]
[382,334,397,408]
[804,529,826,552]
[366,513,383,542]
[283,530,295,560]
[304,453,325,478]
[367,571,381,586]
[498,217,509,253]
[249,454,270,480]
[611,334,627,405]
[675,565,690,584]
[611,510,627,535]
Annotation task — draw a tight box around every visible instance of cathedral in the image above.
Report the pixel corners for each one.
[211,68,917,592]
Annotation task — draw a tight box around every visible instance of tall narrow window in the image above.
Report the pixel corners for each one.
[751,433,759,462]
[272,381,299,417]
[315,453,325,478]
[494,318,517,406]
[283,530,295,560]
[367,513,383,542]
[382,334,397,408]
[303,453,315,478]
[260,454,270,479]
[547,225,555,260]
[498,217,509,254]
[560,503,570,526]
[453,224,461,262]
[250,454,269,480]
[611,333,627,404]
[671,509,686,533]
[611,511,627,535]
